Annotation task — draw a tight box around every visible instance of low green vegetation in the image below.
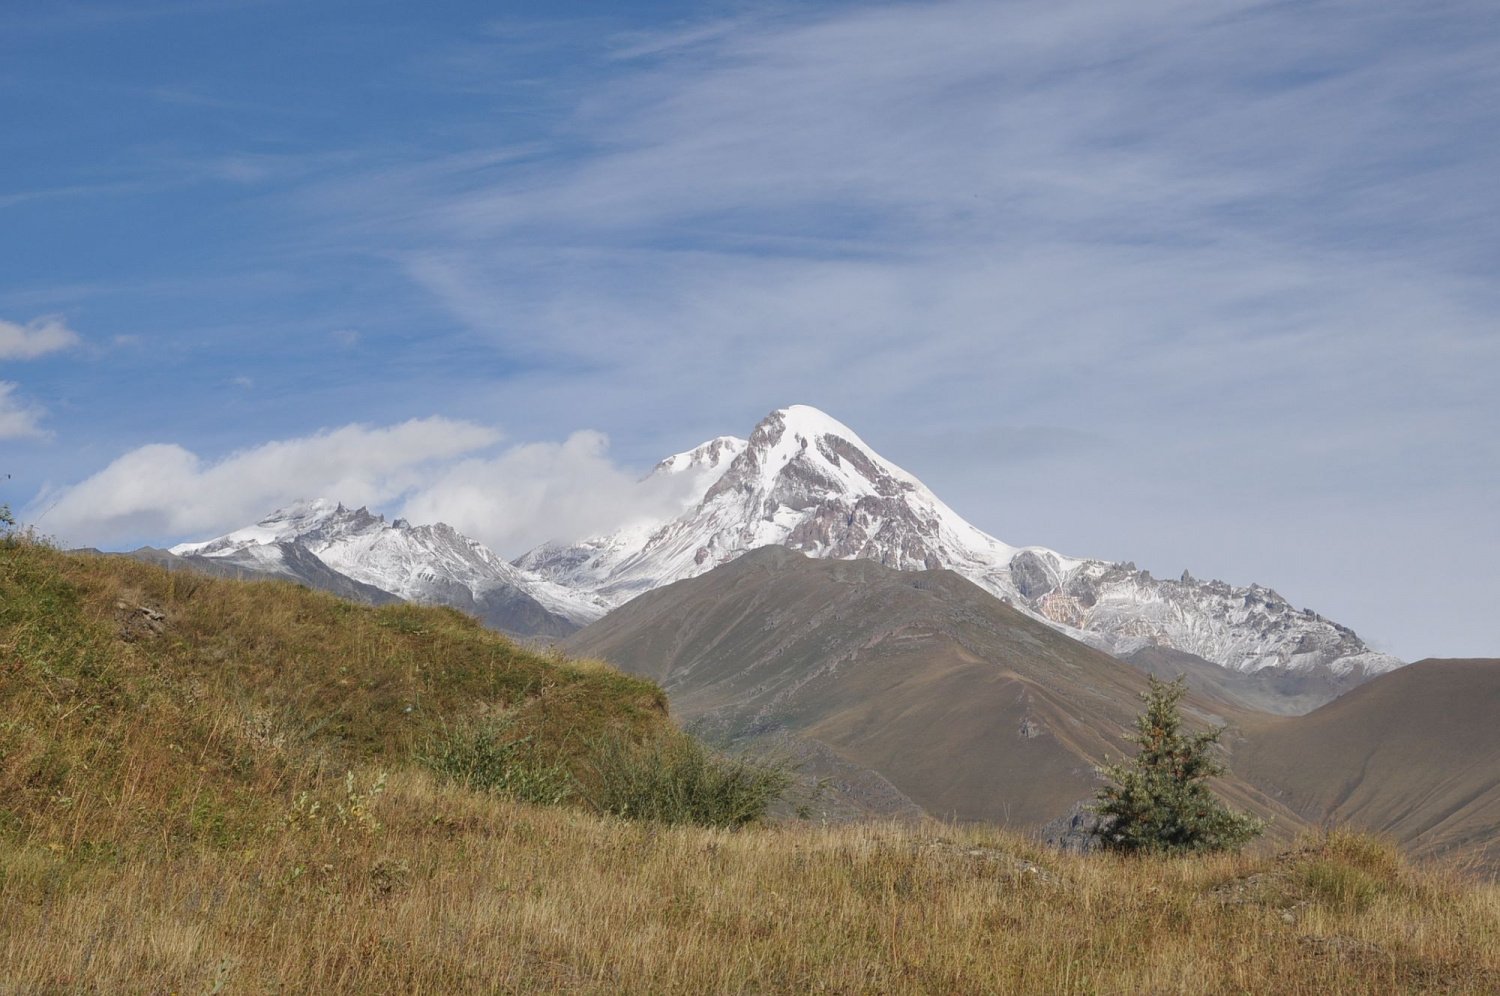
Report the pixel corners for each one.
[417,716,793,826]
[420,717,574,805]
[579,731,795,829]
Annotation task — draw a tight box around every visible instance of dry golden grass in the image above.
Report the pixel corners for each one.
[3,540,1498,993]
[3,777,1496,994]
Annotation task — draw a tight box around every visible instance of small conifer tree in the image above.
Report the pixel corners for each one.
[1092,676,1265,854]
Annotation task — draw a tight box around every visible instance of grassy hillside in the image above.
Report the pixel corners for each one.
[3,540,1497,992]
[0,539,669,851]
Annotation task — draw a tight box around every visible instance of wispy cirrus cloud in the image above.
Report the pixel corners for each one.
[312,0,1497,657]
[363,0,1499,432]
[12,0,1499,657]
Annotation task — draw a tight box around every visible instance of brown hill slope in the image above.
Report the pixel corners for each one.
[1232,658,1500,871]
[566,547,1299,834]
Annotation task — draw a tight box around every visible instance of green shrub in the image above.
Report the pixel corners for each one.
[419,720,572,806]
[1092,676,1265,855]
[579,733,792,829]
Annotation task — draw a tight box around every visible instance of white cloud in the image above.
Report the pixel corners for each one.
[0,382,49,440]
[35,417,689,559]
[37,417,503,547]
[0,315,81,360]
[398,430,701,557]
[377,0,1499,435]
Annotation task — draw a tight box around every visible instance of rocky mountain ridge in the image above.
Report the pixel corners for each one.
[168,499,593,637]
[524,406,1401,681]
[169,405,1401,683]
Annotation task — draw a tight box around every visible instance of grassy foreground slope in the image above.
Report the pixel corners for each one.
[0,540,668,851]
[2,541,1498,993]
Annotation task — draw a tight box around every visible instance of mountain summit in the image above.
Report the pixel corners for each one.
[520,406,1401,680]
[520,406,1029,603]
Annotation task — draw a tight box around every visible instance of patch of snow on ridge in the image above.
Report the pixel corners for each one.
[653,435,747,482]
[174,500,607,626]
[170,498,341,556]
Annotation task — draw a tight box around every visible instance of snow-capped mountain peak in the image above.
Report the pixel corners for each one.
[705,406,914,500]
[525,405,1020,605]
[169,405,1402,679]
[170,498,354,557]
[519,406,1402,679]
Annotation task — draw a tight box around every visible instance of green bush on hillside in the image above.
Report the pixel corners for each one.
[579,733,793,829]
[1092,676,1265,855]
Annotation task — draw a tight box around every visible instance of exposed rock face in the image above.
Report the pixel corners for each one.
[1027,562,1397,678]
[1039,802,1104,855]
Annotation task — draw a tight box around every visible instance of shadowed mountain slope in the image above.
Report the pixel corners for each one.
[1232,659,1500,871]
[567,547,1300,833]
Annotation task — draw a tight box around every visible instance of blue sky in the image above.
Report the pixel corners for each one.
[2,0,1497,659]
